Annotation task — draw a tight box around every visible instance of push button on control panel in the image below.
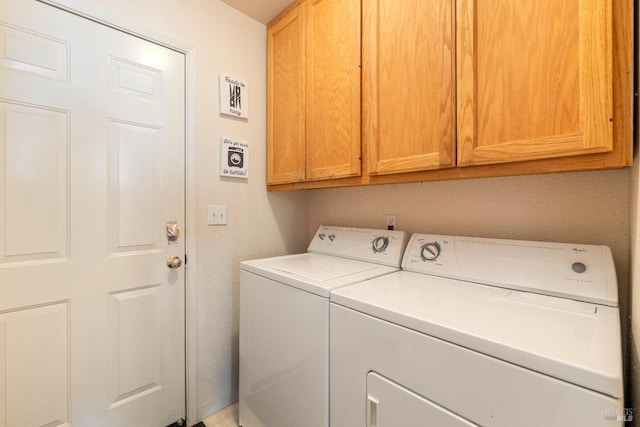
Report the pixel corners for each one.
[572,262,587,274]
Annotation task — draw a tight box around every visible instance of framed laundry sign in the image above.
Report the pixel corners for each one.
[220,137,249,179]
[219,74,248,119]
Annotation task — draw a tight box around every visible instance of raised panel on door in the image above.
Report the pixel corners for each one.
[457,0,613,166]
[365,0,455,175]
[0,101,68,265]
[108,286,162,408]
[267,4,306,185]
[305,0,361,181]
[108,120,162,254]
[0,303,70,427]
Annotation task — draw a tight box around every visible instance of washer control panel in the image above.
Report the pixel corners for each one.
[308,225,409,267]
[402,233,618,306]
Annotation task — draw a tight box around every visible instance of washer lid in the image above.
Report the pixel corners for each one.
[331,272,623,399]
[241,253,399,297]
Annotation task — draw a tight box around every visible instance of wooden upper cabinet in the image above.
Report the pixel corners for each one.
[457,0,613,167]
[365,0,456,175]
[305,0,361,181]
[267,4,306,185]
[267,0,630,190]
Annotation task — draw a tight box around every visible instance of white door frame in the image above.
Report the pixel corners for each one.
[37,1,199,423]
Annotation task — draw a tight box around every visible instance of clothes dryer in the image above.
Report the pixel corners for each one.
[239,225,408,427]
[330,233,625,427]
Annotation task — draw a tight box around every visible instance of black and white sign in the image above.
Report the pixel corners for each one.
[220,137,249,179]
[219,74,248,119]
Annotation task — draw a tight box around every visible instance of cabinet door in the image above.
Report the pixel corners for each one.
[305,0,361,181]
[267,4,306,184]
[365,0,456,175]
[457,0,612,167]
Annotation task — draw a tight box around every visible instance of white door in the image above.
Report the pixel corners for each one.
[0,1,186,426]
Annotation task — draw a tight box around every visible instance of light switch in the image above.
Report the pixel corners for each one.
[207,205,227,225]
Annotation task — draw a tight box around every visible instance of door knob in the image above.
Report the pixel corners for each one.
[167,256,183,269]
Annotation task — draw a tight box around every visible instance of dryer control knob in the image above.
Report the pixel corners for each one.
[420,242,441,261]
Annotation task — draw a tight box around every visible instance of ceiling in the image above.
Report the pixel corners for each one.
[219,0,292,24]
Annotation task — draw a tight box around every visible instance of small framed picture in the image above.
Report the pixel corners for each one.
[220,137,249,179]
[219,74,248,119]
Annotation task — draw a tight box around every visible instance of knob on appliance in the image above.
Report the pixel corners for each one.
[420,242,441,261]
[372,236,389,253]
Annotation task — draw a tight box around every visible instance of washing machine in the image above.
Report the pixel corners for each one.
[330,233,625,427]
[239,225,409,427]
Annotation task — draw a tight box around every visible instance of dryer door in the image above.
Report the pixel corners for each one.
[367,372,478,427]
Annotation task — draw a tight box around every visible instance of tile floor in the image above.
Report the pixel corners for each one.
[201,403,239,427]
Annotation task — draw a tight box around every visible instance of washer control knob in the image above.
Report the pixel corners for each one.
[372,236,389,253]
[420,242,441,261]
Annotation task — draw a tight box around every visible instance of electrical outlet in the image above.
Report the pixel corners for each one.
[208,205,227,225]
[386,214,397,230]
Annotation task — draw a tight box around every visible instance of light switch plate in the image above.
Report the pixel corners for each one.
[208,205,227,225]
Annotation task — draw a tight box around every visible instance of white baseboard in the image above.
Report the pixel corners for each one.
[198,393,239,420]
